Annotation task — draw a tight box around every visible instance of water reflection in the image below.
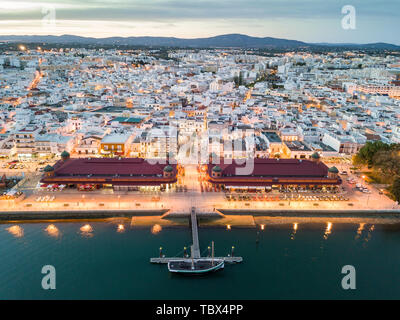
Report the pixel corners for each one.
[151,224,162,235]
[323,222,332,240]
[354,224,375,246]
[7,225,24,238]
[290,223,298,240]
[45,224,60,238]
[355,223,365,240]
[80,224,94,237]
[364,225,375,245]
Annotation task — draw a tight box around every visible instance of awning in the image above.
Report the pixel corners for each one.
[225,186,249,189]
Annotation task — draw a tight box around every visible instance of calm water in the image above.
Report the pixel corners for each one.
[1,220,400,299]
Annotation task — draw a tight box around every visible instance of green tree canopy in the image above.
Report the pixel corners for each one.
[372,150,400,180]
[353,141,393,167]
[391,177,400,204]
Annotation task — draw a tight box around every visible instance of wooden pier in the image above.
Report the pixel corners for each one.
[190,207,201,258]
[150,257,243,264]
[150,207,243,265]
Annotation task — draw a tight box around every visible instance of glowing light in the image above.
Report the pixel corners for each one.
[18,45,26,51]
[323,222,332,240]
[364,225,375,243]
[227,224,231,230]
[7,225,24,238]
[151,224,162,234]
[260,224,265,230]
[45,224,60,238]
[117,224,125,233]
[355,223,365,239]
[80,224,93,237]
[290,223,298,240]
[80,224,92,232]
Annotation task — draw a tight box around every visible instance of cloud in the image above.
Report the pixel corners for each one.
[1,0,399,21]
[0,0,398,43]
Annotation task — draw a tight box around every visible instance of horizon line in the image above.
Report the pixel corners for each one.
[0,33,399,46]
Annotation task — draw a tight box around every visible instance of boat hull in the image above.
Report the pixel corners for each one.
[168,259,224,275]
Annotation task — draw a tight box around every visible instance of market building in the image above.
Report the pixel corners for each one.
[40,152,177,191]
[206,155,341,191]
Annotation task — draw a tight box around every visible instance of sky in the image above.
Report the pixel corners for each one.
[0,0,399,44]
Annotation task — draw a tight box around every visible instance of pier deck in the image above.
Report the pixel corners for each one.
[150,257,243,264]
[150,207,243,265]
[190,207,201,258]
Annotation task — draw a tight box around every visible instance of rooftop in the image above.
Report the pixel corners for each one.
[41,158,178,186]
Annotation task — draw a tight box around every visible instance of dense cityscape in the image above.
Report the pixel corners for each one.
[0,45,399,214]
[2,0,400,306]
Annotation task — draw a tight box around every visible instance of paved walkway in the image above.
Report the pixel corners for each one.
[1,162,399,215]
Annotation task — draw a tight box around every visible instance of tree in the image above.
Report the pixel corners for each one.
[238,72,243,86]
[373,150,400,181]
[391,177,400,204]
[233,76,239,87]
[353,141,392,167]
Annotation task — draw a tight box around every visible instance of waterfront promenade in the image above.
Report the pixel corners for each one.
[1,165,400,222]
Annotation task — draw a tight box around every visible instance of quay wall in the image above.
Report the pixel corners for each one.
[2,208,400,223]
[218,209,400,219]
[0,209,169,222]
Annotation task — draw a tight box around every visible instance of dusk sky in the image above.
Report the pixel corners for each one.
[0,0,399,44]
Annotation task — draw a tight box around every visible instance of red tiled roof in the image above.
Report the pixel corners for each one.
[208,158,328,177]
[41,158,177,186]
[207,158,341,186]
[54,158,175,176]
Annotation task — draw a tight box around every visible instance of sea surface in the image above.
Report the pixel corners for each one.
[1,219,399,299]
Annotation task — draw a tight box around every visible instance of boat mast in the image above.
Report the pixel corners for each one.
[191,245,194,269]
[211,241,214,266]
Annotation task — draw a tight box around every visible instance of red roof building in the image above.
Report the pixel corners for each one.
[207,158,341,188]
[41,157,177,189]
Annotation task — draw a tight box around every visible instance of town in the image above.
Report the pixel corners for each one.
[0,45,399,215]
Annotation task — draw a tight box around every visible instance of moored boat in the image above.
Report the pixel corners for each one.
[168,258,224,274]
[168,241,224,275]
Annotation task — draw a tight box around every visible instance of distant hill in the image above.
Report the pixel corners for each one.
[313,42,400,50]
[0,34,399,50]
